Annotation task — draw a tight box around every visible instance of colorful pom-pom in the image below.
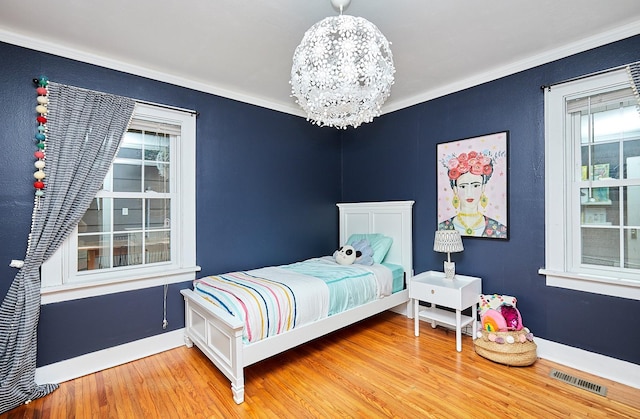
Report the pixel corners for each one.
[33,75,49,194]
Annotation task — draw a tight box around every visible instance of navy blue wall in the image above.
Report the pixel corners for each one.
[2,33,640,368]
[0,41,340,366]
[342,35,640,365]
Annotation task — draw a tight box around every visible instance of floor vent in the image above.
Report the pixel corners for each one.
[550,369,607,396]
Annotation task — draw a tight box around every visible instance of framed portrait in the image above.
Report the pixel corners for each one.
[436,131,509,240]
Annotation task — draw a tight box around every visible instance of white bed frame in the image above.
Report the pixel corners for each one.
[180,200,415,404]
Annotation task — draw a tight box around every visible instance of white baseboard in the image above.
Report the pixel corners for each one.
[35,326,640,392]
[35,328,185,385]
[428,320,639,389]
[535,337,640,390]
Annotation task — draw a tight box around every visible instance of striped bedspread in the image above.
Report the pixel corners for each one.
[193,257,393,344]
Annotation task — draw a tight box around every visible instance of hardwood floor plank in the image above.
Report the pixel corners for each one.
[3,312,639,418]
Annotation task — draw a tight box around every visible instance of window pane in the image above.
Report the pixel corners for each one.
[144,132,171,192]
[144,163,170,193]
[113,198,143,231]
[626,186,640,228]
[582,227,619,267]
[147,198,171,229]
[626,149,640,180]
[78,234,110,271]
[625,228,640,269]
[79,198,111,233]
[118,130,143,159]
[113,232,142,267]
[146,231,170,263]
[580,143,619,180]
[113,163,142,192]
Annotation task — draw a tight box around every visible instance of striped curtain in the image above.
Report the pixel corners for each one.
[629,62,640,112]
[0,83,135,414]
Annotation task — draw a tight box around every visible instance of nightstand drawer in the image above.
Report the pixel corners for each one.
[410,280,460,307]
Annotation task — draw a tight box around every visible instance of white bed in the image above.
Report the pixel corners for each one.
[180,200,414,404]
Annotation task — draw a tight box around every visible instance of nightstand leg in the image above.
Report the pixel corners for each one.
[472,303,478,340]
[455,309,462,352]
[414,299,419,336]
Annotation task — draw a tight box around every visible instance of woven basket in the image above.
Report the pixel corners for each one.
[474,329,537,366]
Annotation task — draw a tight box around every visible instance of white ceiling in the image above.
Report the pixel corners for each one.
[2,0,640,117]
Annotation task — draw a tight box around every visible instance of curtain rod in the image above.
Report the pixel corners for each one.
[540,61,638,92]
[38,79,199,116]
[135,99,199,116]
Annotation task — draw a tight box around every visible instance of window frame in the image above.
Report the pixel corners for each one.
[540,68,640,301]
[41,103,199,304]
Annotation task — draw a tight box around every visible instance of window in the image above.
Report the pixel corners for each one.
[541,68,640,300]
[41,103,198,303]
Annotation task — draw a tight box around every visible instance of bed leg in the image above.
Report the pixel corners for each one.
[184,335,194,348]
[232,383,245,404]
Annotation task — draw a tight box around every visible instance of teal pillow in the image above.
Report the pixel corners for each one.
[346,234,393,264]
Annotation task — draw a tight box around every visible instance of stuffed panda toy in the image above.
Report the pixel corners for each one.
[334,245,360,265]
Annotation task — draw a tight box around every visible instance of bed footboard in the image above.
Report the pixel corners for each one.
[180,289,246,404]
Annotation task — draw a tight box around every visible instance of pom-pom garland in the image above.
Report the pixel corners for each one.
[33,76,48,197]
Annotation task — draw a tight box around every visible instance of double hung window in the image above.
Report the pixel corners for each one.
[542,68,640,300]
[42,103,197,303]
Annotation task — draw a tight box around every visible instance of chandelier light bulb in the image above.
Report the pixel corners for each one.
[290,10,395,129]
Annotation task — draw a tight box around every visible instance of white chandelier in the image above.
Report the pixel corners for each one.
[290,0,395,129]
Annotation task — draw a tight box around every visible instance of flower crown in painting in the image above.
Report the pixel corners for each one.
[441,150,504,187]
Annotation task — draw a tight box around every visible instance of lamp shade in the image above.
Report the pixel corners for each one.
[433,230,464,253]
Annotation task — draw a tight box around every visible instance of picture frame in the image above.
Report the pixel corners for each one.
[436,131,509,240]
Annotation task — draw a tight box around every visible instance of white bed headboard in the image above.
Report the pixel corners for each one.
[337,201,414,277]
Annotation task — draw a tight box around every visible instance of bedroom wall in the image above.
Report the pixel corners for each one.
[341,34,640,366]
[0,41,341,366]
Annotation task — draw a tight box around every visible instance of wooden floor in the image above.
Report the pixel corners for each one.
[3,312,639,418]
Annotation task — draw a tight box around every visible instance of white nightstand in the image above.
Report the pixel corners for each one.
[410,270,482,352]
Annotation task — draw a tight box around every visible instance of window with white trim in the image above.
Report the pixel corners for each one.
[41,103,198,303]
[541,68,640,300]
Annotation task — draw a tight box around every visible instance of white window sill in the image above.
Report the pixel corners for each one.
[539,269,640,301]
[41,265,201,304]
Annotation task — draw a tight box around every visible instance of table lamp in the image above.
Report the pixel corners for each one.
[433,230,464,279]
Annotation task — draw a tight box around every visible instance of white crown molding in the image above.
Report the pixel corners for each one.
[382,20,640,114]
[2,20,639,117]
[0,29,306,118]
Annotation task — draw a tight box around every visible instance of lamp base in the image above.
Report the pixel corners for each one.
[443,261,456,280]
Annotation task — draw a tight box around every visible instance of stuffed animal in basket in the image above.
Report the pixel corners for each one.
[475,294,537,365]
